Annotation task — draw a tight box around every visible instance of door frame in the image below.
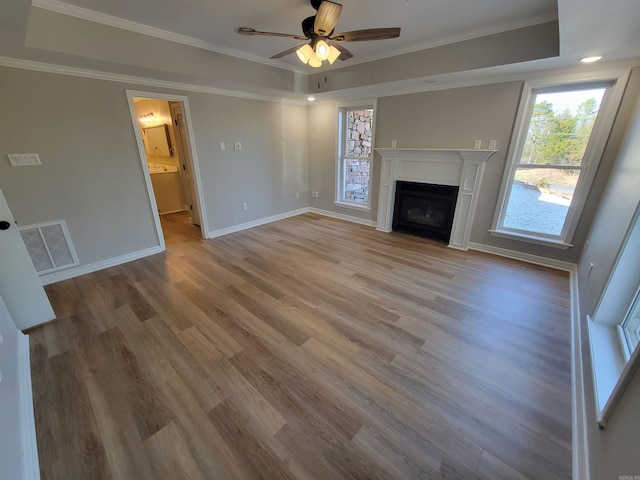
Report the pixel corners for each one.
[125,90,209,245]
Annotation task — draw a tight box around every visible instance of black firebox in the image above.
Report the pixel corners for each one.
[392,181,459,243]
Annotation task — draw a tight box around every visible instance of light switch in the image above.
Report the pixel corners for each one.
[8,153,41,166]
[219,142,225,151]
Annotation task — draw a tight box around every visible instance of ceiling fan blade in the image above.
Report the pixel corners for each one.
[331,27,401,42]
[236,27,307,40]
[328,41,353,60]
[270,45,305,59]
[314,1,342,36]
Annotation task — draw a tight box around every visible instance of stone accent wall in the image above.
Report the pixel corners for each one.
[344,108,373,203]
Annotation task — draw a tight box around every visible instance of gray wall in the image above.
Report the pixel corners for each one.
[26,8,304,97]
[0,66,309,268]
[575,69,640,479]
[307,75,640,263]
[0,67,159,264]
[186,93,308,231]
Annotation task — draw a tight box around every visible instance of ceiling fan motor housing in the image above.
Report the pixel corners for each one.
[302,16,316,37]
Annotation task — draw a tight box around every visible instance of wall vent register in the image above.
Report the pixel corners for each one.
[19,220,79,274]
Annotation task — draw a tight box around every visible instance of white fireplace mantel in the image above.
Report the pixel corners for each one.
[375,148,496,250]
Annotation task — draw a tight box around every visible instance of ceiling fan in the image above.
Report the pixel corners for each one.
[236,0,401,67]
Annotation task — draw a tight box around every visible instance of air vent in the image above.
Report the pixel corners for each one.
[19,221,79,274]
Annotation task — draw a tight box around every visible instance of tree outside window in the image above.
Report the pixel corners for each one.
[499,86,607,239]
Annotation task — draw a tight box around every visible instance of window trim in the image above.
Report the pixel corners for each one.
[491,71,630,247]
[588,199,640,428]
[335,100,377,210]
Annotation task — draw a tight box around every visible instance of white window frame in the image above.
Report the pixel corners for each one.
[335,101,377,211]
[490,72,629,248]
[588,200,640,428]
[621,287,640,355]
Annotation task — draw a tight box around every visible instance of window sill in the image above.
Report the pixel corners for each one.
[586,316,630,427]
[489,229,573,249]
[334,201,371,212]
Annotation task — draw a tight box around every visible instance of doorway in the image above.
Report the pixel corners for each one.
[127,91,207,248]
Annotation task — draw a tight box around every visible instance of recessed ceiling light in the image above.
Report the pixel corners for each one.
[581,56,603,63]
[307,96,316,102]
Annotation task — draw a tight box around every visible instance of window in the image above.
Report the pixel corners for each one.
[492,77,625,247]
[336,104,375,209]
[622,288,640,355]
[588,200,640,425]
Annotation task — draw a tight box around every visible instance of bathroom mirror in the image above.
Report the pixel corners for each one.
[144,124,173,157]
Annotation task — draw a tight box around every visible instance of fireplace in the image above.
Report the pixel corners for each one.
[375,149,496,250]
[392,181,459,243]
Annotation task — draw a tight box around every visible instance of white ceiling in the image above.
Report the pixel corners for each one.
[0,0,638,98]
[37,0,560,69]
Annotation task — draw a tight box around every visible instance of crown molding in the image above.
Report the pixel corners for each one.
[0,56,308,105]
[32,0,558,77]
[31,0,307,75]
[313,14,559,73]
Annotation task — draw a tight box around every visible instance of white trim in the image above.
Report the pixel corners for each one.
[569,266,590,480]
[159,209,188,215]
[0,57,307,106]
[40,246,163,285]
[126,90,209,242]
[333,201,371,212]
[467,241,575,271]
[309,208,377,228]
[208,208,310,238]
[31,0,304,74]
[336,101,377,208]
[489,229,573,249]
[18,332,41,480]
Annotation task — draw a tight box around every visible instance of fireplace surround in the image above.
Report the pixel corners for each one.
[376,148,496,250]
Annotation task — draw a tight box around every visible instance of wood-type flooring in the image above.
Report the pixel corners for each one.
[30,212,572,479]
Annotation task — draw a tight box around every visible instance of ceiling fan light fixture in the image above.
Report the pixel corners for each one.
[296,44,314,63]
[308,51,322,68]
[315,40,330,60]
[327,45,341,64]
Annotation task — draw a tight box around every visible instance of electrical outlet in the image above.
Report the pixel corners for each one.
[242,202,248,211]
[234,142,242,150]
[219,142,225,151]
[391,140,397,148]
[473,140,482,150]
[488,139,497,150]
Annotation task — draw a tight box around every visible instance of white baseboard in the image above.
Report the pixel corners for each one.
[569,266,590,480]
[207,208,310,239]
[159,209,187,215]
[18,333,40,480]
[40,246,164,285]
[467,241,576,272]
[308,207,377,228]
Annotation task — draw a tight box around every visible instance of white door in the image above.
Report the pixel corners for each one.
[0,188,55,330]
[170,102,201,226]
